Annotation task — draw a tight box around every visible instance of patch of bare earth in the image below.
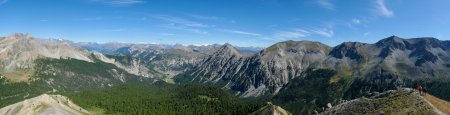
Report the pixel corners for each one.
[423,94,450,114]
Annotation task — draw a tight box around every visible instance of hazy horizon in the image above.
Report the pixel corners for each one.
[1,0,449,47]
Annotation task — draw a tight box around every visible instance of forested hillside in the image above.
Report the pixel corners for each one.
[69,82,263,114]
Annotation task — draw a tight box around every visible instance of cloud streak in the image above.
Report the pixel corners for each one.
[165,23,208,34]
[375,0,394,17]
[311,29,334,38]
[271,27,335,39]
[155,15,209,28]
[352,18,361,24]
[78,17,104,21]
[89,0,145,6]
[272,29,308,39]
[0,0,7,5]
[316,0,335,10]
[188,14,218,20]
[103,28,126,32]
[219,29,261,36]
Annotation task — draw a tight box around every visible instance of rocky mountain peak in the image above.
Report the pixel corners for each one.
[10,33,33,40]
[215,43,240,57]
[408,37,446,49]
[375,36,410,50]
[329,42,366,61]
[264,40,330,55]
[0,34,93,82]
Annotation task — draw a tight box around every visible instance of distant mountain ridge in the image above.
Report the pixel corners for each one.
[176,40,332,97]
[74,41,263,81]
[177,36,450,97]
[175,36,450,115]
[74,42,264,55]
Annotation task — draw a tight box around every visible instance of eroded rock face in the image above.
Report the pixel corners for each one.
[176,41,331,97]
[110,44,220,79]
[177,36,450,99]
[330,42,367,61]
[75,42,263,80]
[0,33,94,82]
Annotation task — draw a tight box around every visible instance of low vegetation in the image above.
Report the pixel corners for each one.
[322,89,437,114]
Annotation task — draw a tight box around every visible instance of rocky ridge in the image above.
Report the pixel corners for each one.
[321,88,443,115]
[0,94,90,115]
[176,36,450,100]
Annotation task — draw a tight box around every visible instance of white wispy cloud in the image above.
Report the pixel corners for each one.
[0,0,8,5]
[187,29,208,34]
[164,23,208,34]
[219,29,261,36]
[155,15,209,28]
[109,0,144,5]
[271,27,335,39]
[39,19,49,22]
[160,33,176,36]
[316,0,335,10]
[311,29,334,38]
[187,14,237,24]
[89,0,144,6]
[375,0,394,17]
[272,29,309,39]
[352,18,361,24]
[188,14,218,20]
[103,28,126,32]
[78,17,104,21]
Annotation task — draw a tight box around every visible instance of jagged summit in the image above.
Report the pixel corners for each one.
[375,36,447,50]
[176,40,332,97]
[375,36,410,49]
[214,43,240,57]
[329,42,367,60]
[8,33,34,39]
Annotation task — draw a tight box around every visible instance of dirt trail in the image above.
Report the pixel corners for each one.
[423,94,450,115]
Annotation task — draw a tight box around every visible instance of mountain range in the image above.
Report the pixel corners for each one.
[0,33,449,114]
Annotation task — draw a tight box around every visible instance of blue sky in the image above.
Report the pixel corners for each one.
[0,0,449,47]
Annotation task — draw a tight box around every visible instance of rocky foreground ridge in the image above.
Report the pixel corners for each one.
[321,88,448,115]
[0,94,90,115]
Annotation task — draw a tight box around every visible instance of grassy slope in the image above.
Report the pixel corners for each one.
[322,89,437,115]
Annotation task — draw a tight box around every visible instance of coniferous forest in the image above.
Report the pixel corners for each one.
[69,82,264,115]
